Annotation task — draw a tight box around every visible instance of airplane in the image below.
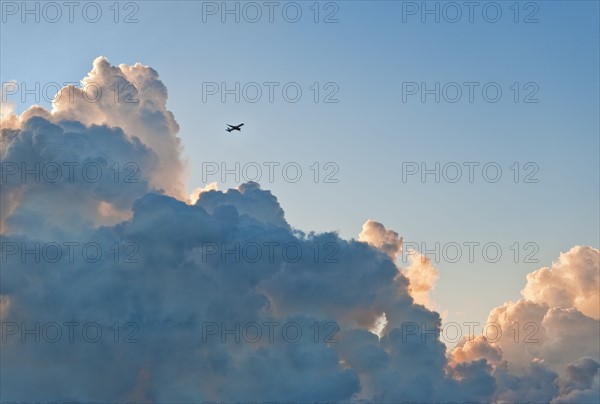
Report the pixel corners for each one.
[226,123,244,132]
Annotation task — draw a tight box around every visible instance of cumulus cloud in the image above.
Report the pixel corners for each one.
[1,56,186,234]
[474,247,600,375]
[451,335,505,367]
[1,81,19,128]
[359,220,439,311]
[195,181,290,230]
[522,245,599,319]
[1,185,478,402]
[451,246,600,403]
[51,57,186,199]
[188,181,218,205]
[0,116,155,237]
[403,252,440,310]
[359,219,403,260]
[1,58,598,403]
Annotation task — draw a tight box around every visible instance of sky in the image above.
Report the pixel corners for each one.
[1,1,599,402]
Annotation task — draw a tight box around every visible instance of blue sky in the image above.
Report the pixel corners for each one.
[2,0,599,336]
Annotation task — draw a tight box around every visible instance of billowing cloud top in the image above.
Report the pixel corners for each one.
[0,58,598,403]
[522,245,599,319]
[1,56,185,236]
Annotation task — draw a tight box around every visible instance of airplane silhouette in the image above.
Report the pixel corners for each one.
[226,123,244,132]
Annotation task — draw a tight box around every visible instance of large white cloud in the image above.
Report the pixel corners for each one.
[451,246,600,403]
[1,57,186,236]
[51,56,186,200]
[522,245,599,319]
[1,58,598,403]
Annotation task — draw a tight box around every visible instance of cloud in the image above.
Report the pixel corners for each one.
[451,246,600,402]
[0,295,10,320]
[0,57,191,237]
[1,57,598,403]
[1,185,480,402]
[451,335,505,367]
[0,116,155,237]
[194,181,290,230]
[359,219,403,260]
[53,57,186,198]
[1,81,19,128]
[403,252,440,310]
[476,247,600,375]
[359,220,439,311]
[522,245,599,319]
[558,357,600,398]
[188,182,218,205]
